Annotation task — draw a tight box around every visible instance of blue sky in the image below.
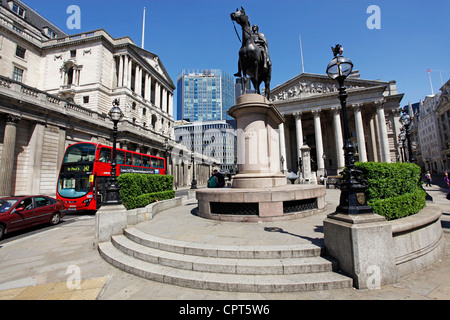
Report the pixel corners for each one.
[25,0,450,113]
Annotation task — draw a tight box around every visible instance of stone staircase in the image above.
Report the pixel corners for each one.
[98,227,353,293]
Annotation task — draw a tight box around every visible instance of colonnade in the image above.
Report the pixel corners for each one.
[116,54,173,116]
[279,99,394,178]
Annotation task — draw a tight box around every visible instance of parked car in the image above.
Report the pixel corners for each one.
[0,195,66,240]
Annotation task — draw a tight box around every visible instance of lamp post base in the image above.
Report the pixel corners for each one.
[104,182,122,205]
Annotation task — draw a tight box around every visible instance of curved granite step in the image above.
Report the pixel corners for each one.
[123,227,323,259]
[111,234,336,275]
[98,241,353,293]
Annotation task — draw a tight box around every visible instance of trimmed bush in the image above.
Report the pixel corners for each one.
[118,174,174,210]
[135,190,176,209]
[355,162,426,221]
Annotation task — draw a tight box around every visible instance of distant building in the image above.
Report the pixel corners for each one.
[436,79,450,171]
[177,69,235,122]
[418,93,443,173]
[174,120,237,173]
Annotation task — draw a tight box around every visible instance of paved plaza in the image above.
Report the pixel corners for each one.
[0,183,448,301]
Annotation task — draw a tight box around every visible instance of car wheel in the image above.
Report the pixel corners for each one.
[0,225,5,240]
[50,212,61,225]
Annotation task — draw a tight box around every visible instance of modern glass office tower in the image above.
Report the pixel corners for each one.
[177,69,235,122]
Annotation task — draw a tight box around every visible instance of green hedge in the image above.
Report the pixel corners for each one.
[355,162,426,221]
[117,174,174,210]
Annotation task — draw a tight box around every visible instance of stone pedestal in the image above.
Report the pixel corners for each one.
[95,204,127,246]
[323,213,399,289]
[228,94,286,189]
[196,94,326,222]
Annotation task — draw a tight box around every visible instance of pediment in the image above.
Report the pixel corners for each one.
[271,73,388,103]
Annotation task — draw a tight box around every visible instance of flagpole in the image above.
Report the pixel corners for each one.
[141,7,146,49]
[299,34,305,73]
[427,69,434,95]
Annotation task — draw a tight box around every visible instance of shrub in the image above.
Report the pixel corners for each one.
[354,162,426,221]
[117,174,174,210]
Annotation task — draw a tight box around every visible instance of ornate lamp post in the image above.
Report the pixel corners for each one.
[105,99,124,205]
[163,138,169,175]
[326,45,372,214]
[190,149,198,190]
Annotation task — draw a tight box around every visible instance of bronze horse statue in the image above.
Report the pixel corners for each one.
[231,7,271,99]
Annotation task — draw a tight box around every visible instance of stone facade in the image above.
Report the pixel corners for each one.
[271,72,404,178]
[0,1,202,197]
[436,79,450,170]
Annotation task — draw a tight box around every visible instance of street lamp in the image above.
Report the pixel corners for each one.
[105,99,124,205]
[400,107,415,163]
[326,45,372,214]
[190,149,198,190]
[163,138,169,175]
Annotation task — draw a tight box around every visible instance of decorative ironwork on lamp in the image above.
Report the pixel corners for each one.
[326,45,373,215]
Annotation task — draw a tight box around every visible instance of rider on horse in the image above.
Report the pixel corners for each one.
[252,25,272,71]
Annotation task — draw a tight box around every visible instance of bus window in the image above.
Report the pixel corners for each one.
[99,148,111,163]
[151,158,158,168]
[63,144,96,163]
[126,152,132,165]
[158,159,165,169]
[133,154,142,166]
[143,156,150,167]
[117,151,125,165]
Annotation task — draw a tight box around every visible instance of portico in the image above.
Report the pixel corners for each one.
[271,72,404,179]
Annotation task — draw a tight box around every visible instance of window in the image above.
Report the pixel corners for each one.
[83,96,90,104]
[158,159,165,169]
[143,156,150,167]
[35,196,53,208]
[70,50,77,58]
[117,151,125,165]
[127,152,133,166]
[99,148,111,163]
[11,3,25,18]
[12,66,24,82]
[132,154,141,166]
[15,45,26,59]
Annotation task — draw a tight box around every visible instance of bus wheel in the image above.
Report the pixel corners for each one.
[50,213,61,226]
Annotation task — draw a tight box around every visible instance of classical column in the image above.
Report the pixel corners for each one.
[156,82,161,109]
[168,93,174,117]
[375,100,391,163]
[29,123,45,194]
[144,73,150,100]
[162,87,167,113]
[127,58,133,89]
[118,55,124,87]
[0,115,21,196]
[391,108,402,162]
[278,123,288,173]
[353,103,368,162]
[312,109,325,177]
[293,112,303,157]
[332,107,345,173]
[123,56,129,89]
[134,65,141,94]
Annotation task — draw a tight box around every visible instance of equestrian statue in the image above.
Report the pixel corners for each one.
[231,7,272,100]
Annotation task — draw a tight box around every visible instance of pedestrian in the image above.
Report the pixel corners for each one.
[213,169,225,188]
[425,171,432,187]
[208,172,218,188]
[444,171,450,199]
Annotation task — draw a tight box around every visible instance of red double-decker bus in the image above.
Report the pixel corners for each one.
[56,142,166,212]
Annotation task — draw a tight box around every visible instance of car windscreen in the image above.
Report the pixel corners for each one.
[0,199,19,213]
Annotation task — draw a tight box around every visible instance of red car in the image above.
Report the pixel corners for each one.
[0,195,66,240]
